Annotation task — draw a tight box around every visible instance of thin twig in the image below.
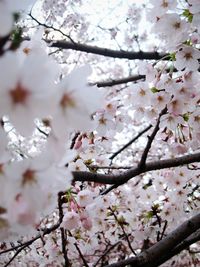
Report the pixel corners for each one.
[0,221,60,256]
[101,184,119,195]
[109,125,152,161]
[0,193,67,265]
[36,126,49,137]
[3,245,27,267]
[160,221,168,241]
[93,241,121,267]
[74,243,90,267]
[29,13,75,43]
[109,208,136,256]
[61,228,70,267]
[70,132,80,149]
[93,75,145,87]
[138,107,167,169]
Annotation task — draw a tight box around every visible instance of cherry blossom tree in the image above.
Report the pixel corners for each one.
[0,0,200,266]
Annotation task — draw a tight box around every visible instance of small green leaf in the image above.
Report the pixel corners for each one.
[84,159,93,165]
[183,113,189,122]
[183,40,192,46]
[151,87,159,93]
[169,52,176,61]
[11,27,22,50]
[146,211,154,219]
[182,9,193,23]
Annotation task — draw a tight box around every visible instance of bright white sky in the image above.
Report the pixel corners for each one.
[79,0,148,27]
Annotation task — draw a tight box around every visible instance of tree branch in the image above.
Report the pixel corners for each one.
[47,40,168,60]
[58,192,70,267]
[74,243,89,267]
[29,13,75,43]
[103,212,200,267]
[3,244,27,267]
[72,151,200,185]
[94,75,145,87]
[138,107,167,169]
[144,229,200,267]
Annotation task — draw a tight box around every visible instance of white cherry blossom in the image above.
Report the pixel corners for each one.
[77,189,94,207]
[151,13,189,48]
[0,51,58,136]
[52,65,103,139]
[61,211,80,230]
[174,46,200,71]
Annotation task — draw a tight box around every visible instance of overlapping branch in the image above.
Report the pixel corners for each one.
[29,13,167,61]
[103,212,200,267]
[73,151,200,185]
[73,106,199,187]
[146,229,200,267]
[138,107,167,168]
[27,14,169,98]
[109,125,152,161]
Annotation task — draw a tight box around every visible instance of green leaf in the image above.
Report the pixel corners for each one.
[145,211,154,219]
[182,9,193,23]
[183,113,189,122]
[151,87,159,93]
[169,52,176,61]
[183,40,192,46]
[11,27,22,50]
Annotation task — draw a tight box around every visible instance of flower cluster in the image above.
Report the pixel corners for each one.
[0,0,102,242]
[0,0,200,267]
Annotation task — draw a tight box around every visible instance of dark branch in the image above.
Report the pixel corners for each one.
[104,212,200,267]
[0,35,10,56]
[58,192,70,267]
[101,184,119,195]
[70,132,80,149]
[138,107,167,168]
[94,75,145,87]
[72,151,200,185]
[48,40,168,60]
[74,243,89,267]
[29,13,75,43]
[144,229,200,267]
[3,244,27,267]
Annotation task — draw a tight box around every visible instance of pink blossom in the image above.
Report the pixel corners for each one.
[77,189,94,207]
[61,211,80,230]
[80,212,92,230]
